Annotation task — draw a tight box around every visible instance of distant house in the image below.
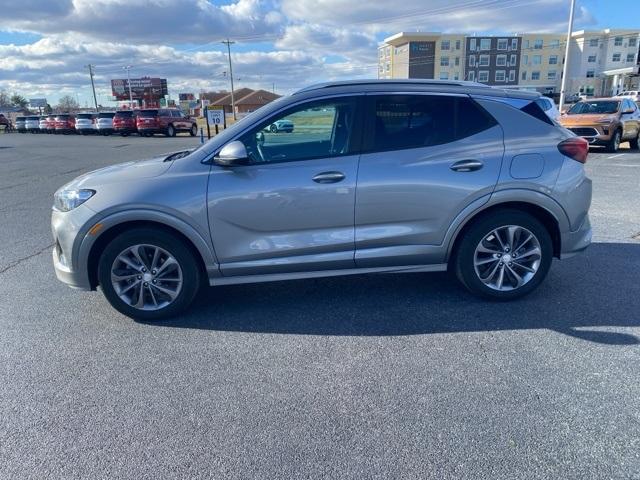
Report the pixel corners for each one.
[234,89,281,114]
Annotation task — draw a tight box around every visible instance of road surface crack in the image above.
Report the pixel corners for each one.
[0,243,54,275]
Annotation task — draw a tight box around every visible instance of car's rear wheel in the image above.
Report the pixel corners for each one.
[190,125,197,136]
[98,228,201,320]
[453,210,553,300]
[607,129,621,153]
[166,124,176,137]
[270,124,278,132]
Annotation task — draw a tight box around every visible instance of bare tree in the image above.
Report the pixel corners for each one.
[0,90,11,108]
[56,95,79,112]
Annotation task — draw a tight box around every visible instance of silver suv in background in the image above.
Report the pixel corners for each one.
[25,115,40,133]
[52,80,592,320]
[75,113,96,135]
[96,112,115,135]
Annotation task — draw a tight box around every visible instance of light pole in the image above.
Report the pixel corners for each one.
[559,0,577,113]
[221,39,236,121]
[85,64,99,112]
[123,65,134,109]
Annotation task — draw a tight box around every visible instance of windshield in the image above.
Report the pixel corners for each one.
[567,101,620,115]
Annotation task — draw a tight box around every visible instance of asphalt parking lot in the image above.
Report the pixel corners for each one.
[1,133,639,479]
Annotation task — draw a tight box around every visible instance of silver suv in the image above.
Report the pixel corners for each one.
[52,80,592,320]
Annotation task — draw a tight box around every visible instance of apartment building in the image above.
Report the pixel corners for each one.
[378,33,465,82]
[566,29,640,96]
[379,29,640,96]
[518,33,565,91]
[464,36,521,86]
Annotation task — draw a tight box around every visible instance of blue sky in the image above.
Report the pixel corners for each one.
[0,0,637,106]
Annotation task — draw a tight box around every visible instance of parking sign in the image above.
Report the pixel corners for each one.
[206,109,224,125]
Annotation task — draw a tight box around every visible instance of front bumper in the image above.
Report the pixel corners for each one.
[51,204,96,290]
[564,124,615,144]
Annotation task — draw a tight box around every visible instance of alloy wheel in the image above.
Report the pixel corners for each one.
[473,225,542,291]
[110,244,183,311]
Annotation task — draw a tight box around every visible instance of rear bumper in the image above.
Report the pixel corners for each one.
[560,215,592,259]
[114,127,137,134]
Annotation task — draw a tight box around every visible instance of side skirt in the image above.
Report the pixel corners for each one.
[209,263,448,286]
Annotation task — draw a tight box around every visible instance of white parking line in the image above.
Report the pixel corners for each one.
[608,153,626,159]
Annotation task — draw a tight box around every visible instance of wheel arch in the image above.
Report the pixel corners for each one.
[447,200,562,264]
[83,216,216,289]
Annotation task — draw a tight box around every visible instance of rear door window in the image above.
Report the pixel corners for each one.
[364,95,497,152]
[140,109,159,118]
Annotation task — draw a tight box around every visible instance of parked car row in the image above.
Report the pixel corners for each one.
[13,109,198,137]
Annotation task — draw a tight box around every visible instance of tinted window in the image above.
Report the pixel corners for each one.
[56,115,70,119]
[98,112,115,118]
[535,98,552,111]
[115,111,133,118]
[76,113,93,119]
[171,110,183,117]
[367,95,497,152]
[139,109,159,117]
[520,101,554,125]
[238,98,358,164]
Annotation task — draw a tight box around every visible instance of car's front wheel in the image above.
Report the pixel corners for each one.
[454,210,553,300]
[166,124,176,137]
[630,130,640,150]
[607,129,621,153]
[190,124,197,136]
[98,228,201,320]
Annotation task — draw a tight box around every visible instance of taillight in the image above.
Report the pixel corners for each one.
[558,137,588,164]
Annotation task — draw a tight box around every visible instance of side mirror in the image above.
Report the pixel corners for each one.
[214,140,249,166]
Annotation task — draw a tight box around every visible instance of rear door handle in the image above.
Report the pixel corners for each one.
[313,171,345,184]
[450,160,484,172]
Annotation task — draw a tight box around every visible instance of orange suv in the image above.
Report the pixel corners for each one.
[560,98,640,152]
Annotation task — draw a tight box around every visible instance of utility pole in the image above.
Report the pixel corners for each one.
[222,39,236,121]
[86,64,99,112]
[123,65,134,109]
[559,0,577,113]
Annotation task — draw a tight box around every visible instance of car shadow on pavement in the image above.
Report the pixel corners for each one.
[146,243,640,345]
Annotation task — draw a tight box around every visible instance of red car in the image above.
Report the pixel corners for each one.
[45,115,57,134]
[136,108,198,137]
[112,110,139,136]
[0,113,10,131]
[54,114,75,134]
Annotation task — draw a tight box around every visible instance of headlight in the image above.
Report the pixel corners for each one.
[595,117,614,124]
[53,189,95,212]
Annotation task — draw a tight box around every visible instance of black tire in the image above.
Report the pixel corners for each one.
[630,131,640,150]
[190,124,197,136]
[607,129,621,153]
[270,124,278,133]
[98,228,201,321]
[453,210,553,301]
[120,132,129,137]
[166,124,176,137]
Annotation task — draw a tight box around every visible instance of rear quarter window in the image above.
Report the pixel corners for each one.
[365,95,497,153]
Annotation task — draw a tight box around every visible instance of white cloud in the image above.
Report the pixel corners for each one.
[0,0,601,104]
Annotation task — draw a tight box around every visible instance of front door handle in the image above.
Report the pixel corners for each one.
[450,159,484,172]
[313,171,345,184]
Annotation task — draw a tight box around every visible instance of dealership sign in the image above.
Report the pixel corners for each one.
[29,98,47,108]
[110,77,168,100]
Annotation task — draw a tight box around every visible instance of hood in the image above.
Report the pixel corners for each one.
[68,154,173,189]
[560,113,618,126]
